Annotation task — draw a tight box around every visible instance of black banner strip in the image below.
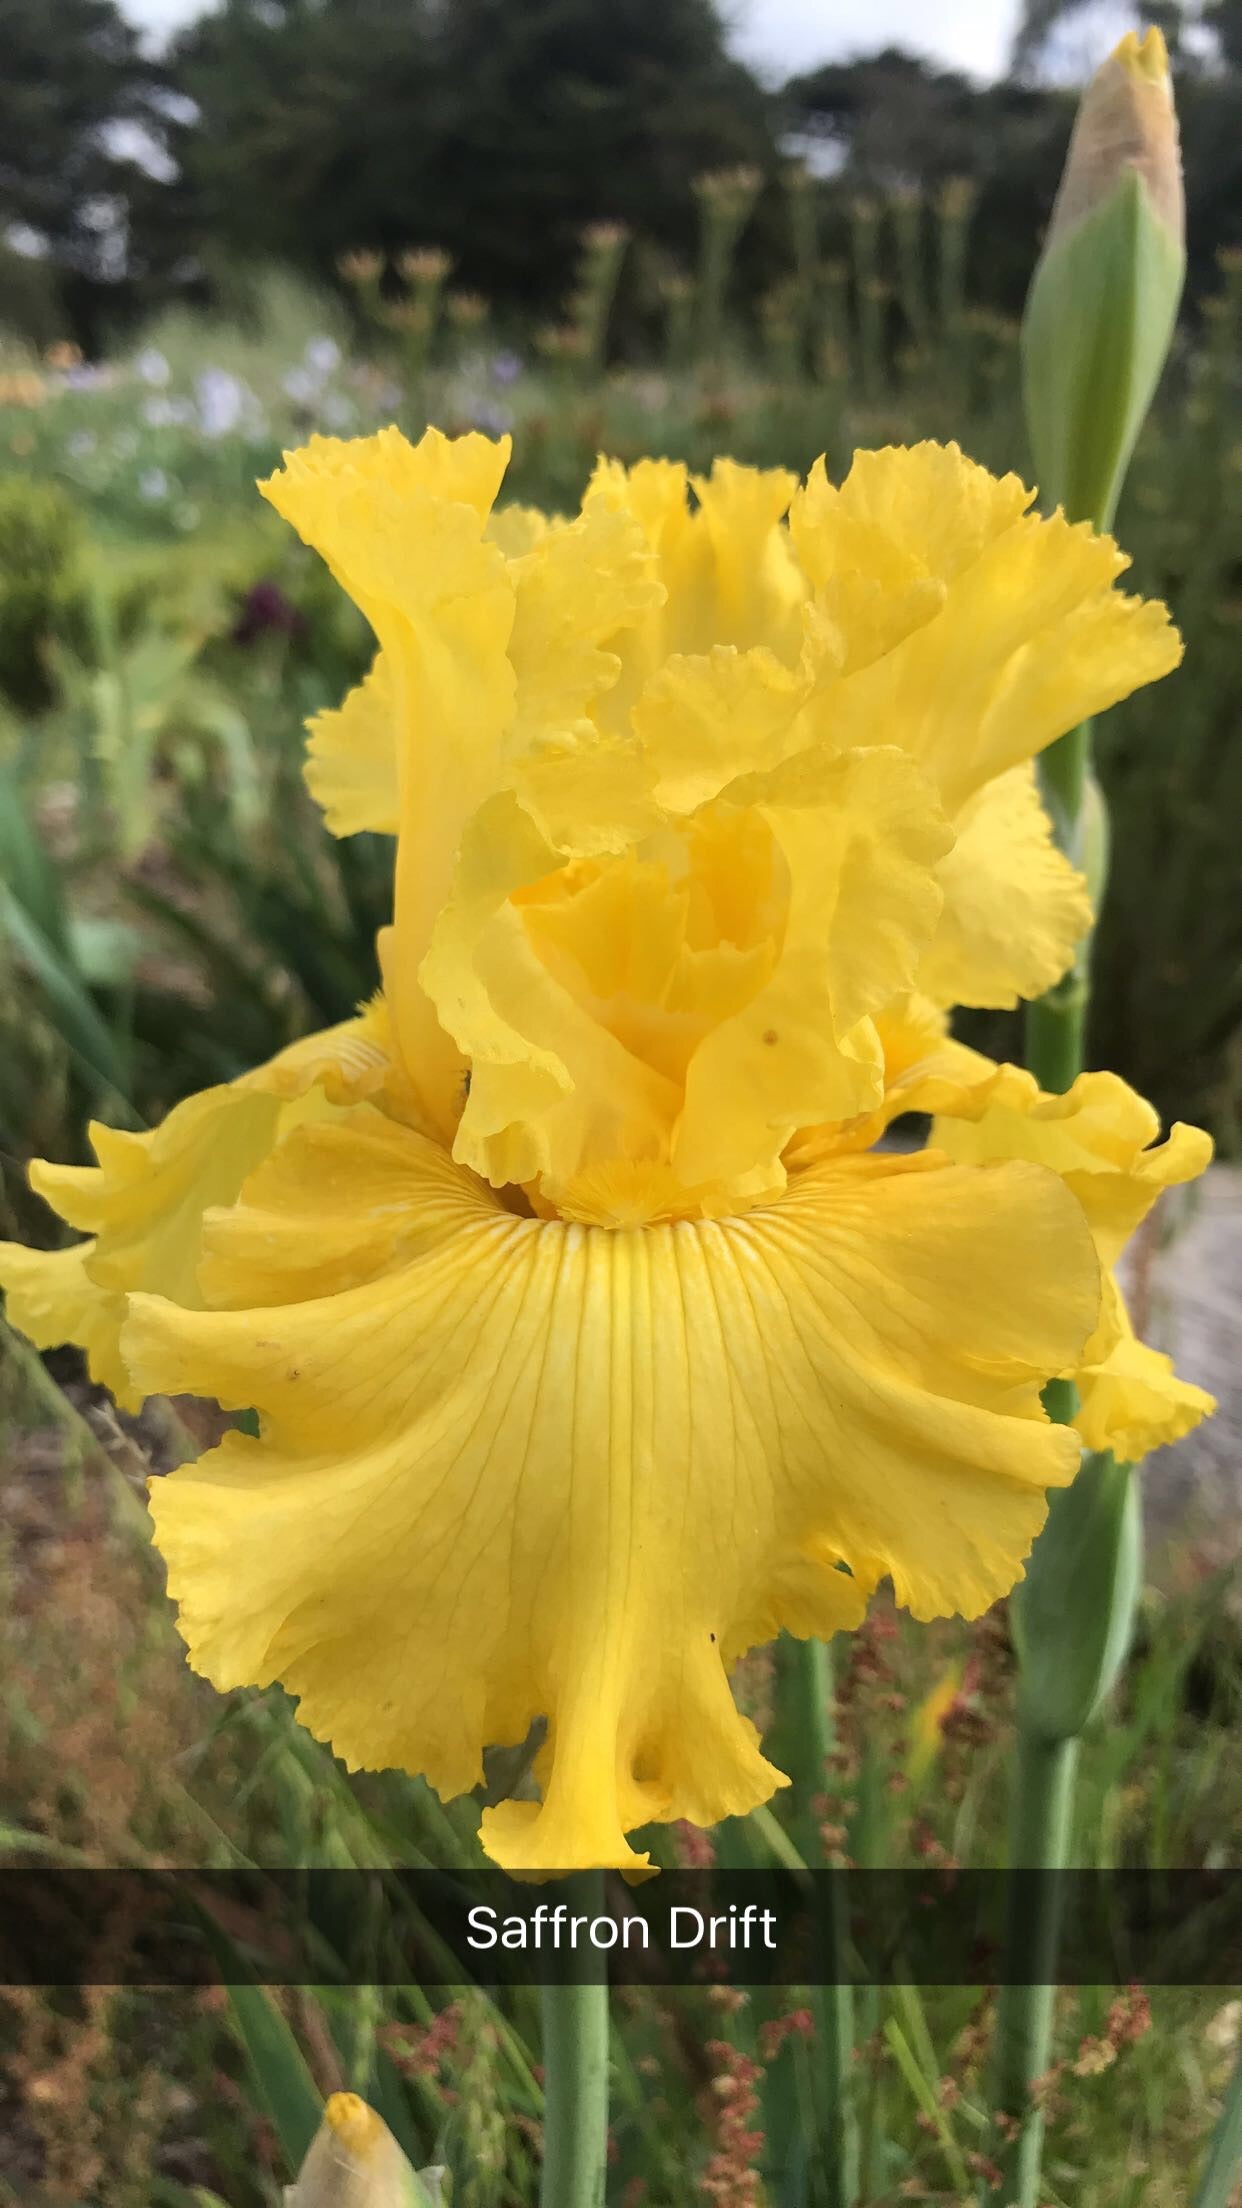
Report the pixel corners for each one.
[0,1869,1238,1986]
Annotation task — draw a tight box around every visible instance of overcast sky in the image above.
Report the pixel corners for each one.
[118,0,1058,81]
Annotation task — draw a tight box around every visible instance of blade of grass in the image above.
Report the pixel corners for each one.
[882,2016,971,2193]
[222,1979,324,2174]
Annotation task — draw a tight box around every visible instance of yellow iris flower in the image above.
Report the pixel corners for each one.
[0,431,1213,1872]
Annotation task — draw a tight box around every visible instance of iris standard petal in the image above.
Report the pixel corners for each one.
[812,452,1182,816]
[262,429,518,1135]
[304,652,399,836]
[917,761,1093,1009]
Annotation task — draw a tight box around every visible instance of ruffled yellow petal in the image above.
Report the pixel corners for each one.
[831,440,1035,581]
[929,1065,1212,1274]
[272,432,1182,1187]
[263,429,518,1135]
[262,426,511,570]
[304,652,399,837]
[799,443,1182,814]
[1075,1289,1216,1462]
[486,503,550,558]
[421,747,950,1208]
[788,492,945,679]
[927,1062,1214,1447]
[133,1115,1096,1872]
[672,746,951,1192]
[0,1238,129,1401]
[0,1013,392,1408]
[504,491,661,756]
[420,791,680,1197]
[917,762,1093,1008]
[633,645,807,815]
[786,444,1025,679]
[588,452,805,669]
[689,459,805,659]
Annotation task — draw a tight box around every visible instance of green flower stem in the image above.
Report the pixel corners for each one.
[1024,716,1094,1094]
[788,1635,858,2208]
[987,1732,1079,2206]
[1024,974,1088,1098]
[995,696,1096,2204]
[540,1873,609,2208]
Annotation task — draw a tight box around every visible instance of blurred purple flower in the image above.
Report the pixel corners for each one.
[232,579,307,647]
[470,399,514,436]
[490,349,523,387]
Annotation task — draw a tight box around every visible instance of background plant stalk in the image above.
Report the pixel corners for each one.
[989,33,1188,2201]
[789,1633,858,2207]
[540,1871,610,2208]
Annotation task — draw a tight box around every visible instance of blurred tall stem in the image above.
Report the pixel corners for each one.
[540,1872,609,2208]
[788,1634,857,2208]
[992,30,1186,2202]
[989,1733,1079,2200]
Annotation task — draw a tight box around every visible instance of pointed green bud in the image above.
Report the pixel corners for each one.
[1011,1450,1142,1742]
[285,2094,446,2208]
[1023,26,1185,528]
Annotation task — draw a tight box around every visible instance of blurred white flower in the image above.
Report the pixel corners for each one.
[196,366,247,438]
[143,396,177,428]
[320,392,355,430]
[305,335,342,377]
[135,347,171,387]
[139,467,170,502]
[282,365,317,404]
[67,429,97,458]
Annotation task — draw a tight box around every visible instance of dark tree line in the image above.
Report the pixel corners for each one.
[2,0,1241,349]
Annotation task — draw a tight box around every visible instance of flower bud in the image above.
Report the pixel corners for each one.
[1047,29,1184,253]
[285,2093,445,2208]
[1023,27,1186,528]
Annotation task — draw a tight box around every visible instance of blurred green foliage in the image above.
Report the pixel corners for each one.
[3,0,1242,354]
[0,475,86,711]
